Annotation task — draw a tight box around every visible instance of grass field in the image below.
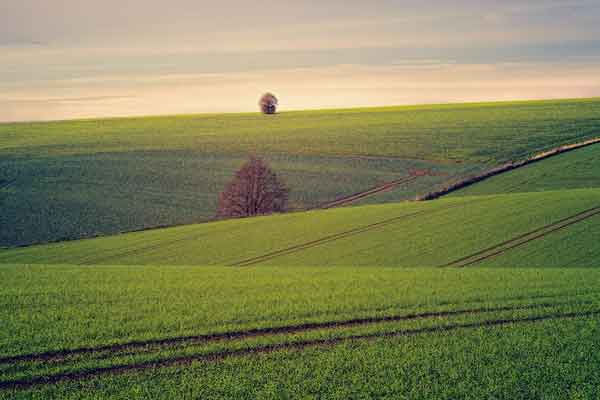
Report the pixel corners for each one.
[1,265,599,398]
[450,142,600,197]
[2,188,598,268]
[7,316,599,399]
[2,99,600,398]
[2,97,600,247]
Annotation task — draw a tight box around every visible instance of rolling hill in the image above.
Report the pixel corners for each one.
[2,97,600,247]
[1,101,600,399]
[1,187,597,268]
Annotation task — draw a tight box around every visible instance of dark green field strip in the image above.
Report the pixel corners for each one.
[0,295,585,365]
[442,206,600,267]
[1,150,455,248]
[230,198,491,267]
[2,307,598,391]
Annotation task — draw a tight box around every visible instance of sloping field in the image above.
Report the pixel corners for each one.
[1,264,599,398]
[1,188,598,268]
[7,315,600,399]
[450,142,600,197]
[2,97,600,247]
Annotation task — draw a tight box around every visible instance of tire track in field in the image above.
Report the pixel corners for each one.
[229,198,491,267]
[2,309,598,390]
[317,169,444,209]
[0,295,591,365]
[317,176,419,209]
[442,206,600,268]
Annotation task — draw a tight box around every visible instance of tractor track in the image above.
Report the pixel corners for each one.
[1,309,599,390]
[317,176,419,209]
[230,197,492,267]
[0,294,594,365]
[442,206,600,267]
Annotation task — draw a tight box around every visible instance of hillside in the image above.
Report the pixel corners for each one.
[2,104,600,398]
[2,98,600,247]
[449,142,600,197]
[2,188,598,268]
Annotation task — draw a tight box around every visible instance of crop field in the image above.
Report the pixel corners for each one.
[2,97,600,247]
[2,188,598,268]
[2,99,600,398]
[450,142,600,197]
[1,265,600,399]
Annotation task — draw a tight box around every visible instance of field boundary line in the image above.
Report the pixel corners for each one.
[442,206,600,267]
[418,137,600,200]
[1,309,598,390]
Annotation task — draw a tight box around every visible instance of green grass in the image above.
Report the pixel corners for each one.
[2,99,600,398]
[2,188,598,268]
[10,315,598,399]
[3,98,599,161]
[2,97,599,247]
[0,264,599,398]
[450,143,600,197]
[1,264,599,397]
[4,264,597,357]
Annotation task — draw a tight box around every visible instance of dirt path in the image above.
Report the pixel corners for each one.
[442,206,600,267]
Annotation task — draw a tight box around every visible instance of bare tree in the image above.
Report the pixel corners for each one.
[259,93,278,114]
[217,157,289,218]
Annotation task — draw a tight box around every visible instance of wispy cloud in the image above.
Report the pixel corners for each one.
[1,0,599,121]
[2,61,599,122]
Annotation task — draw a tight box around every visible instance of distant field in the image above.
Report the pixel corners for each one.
[2,97,599,247]
[2,189,598,268]
[1,265,599,398]
[449,142,600,197]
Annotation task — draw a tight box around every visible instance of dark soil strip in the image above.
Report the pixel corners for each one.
[442,206,600,267]
[230,198,491,267]
[0,297,591,367]
[418,137,600,200]
[2,309,598,390]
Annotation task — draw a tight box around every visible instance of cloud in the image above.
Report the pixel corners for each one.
[2,61,600,122]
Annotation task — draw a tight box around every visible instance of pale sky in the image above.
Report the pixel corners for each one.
[1,0,600,121]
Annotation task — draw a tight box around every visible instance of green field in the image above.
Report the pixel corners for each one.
[2,99,600,399]
[450,142,600,197]
[1,265,599,398]
[2,188,598,268]
[2,97,600,247]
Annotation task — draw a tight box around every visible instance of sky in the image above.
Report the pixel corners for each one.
[1,0,600,122]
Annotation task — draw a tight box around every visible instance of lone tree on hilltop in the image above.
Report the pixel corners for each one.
[259,92,278,114]
[217,157,289,218]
